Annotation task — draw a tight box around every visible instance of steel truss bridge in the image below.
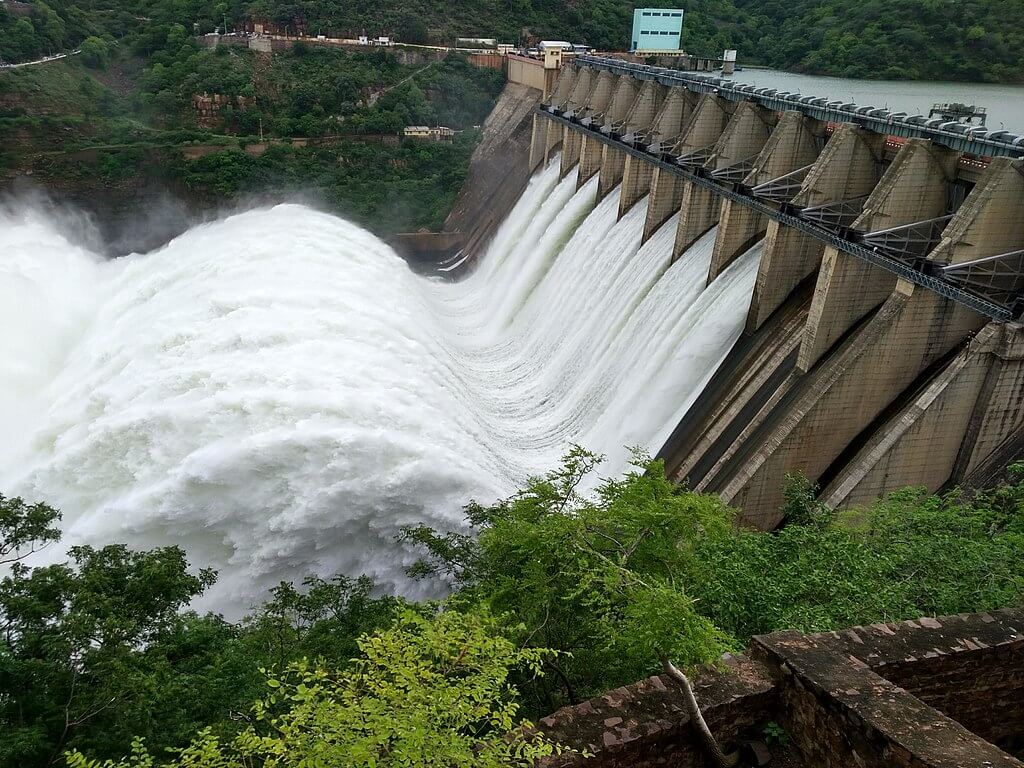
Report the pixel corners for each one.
[540,67,1024,321]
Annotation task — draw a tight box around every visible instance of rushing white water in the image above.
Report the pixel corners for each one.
[0,160,758,611]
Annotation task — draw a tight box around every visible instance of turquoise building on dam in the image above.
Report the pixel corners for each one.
[631,8,684,52]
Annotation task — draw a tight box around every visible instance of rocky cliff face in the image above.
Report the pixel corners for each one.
[443,82,542,259]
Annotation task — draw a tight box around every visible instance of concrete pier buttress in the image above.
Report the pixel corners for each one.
[716,150,1024,520]
[649,88,696,148]
[620,155,653,216]
[745,124,885,332]
[543,66,577,163]
[549,64,578,110]
[565,68,594,113]
[673,101,772,260]
[797,140,960,372]
[573,72,617,184]
[721,282,985,527]
[557,68,595,177]
[544,115,563,163]
[708,111,824,284]
[639,89,698,239]
[528,114,548,171]
[930,157,1024,267]
[580,70,616,121]
[578,136,604,187]
[559,129,583,178]
[598,145,626,200]
[527,66,1024,519]
[819,324,1000,509]
[644,167,685,241]
[602,75,639,131]
[954,323,1024,478]
[593,77,638,199]
[654,93,731,252]
[623,80,666,137]
[673,92,731,156]
[668,94,732,258]
[617,81,666,217]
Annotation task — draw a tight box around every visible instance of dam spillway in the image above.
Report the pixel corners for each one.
[531,55,1024,529]
[0,160,758,610]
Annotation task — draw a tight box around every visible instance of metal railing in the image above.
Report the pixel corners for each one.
[856,215,954,262]
[538,108,1019,321]
[568,56,1024,160]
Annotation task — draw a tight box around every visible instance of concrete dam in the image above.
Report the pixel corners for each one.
[3,56,1024,610]
[526,55,1024,527]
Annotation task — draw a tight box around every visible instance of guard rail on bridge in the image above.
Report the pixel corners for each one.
[539,107,1021,321]
[573,55,1024,160]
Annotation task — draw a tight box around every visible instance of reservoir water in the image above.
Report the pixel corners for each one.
[723,68,1024,133]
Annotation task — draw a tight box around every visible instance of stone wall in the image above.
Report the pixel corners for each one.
[545,609,1024,768]
[1,0,34,16]
[191,93,256,130]
[816,611,1024,758]
[538,655,776,768]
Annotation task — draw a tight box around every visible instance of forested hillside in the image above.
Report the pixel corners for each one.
[0,24,503,235]
[743,0,1024,81]
[4,0,1021,81]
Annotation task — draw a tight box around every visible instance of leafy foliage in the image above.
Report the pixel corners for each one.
[403,451,1024,713]
[741,0,1024,81]
[0,497,403,766]
[167,133,479,233]
[65,611,568,768]
[4,458,1024,765]
[0,540,216,765]
[402,447,738,710]
[3,0,1020,81]
[690,474,1024,640]
[79,36,109,68]
[0,493,61,564]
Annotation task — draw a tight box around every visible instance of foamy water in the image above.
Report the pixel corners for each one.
[0,160,758,611]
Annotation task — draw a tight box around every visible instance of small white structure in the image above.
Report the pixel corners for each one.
[538,40,573,52]
[403,126,456,141]
[457,37,497,50]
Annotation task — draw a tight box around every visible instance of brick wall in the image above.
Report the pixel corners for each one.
[841,612,1024,756]
[544,609,1024,768]
[753,610,1024,768]
[538,655,776,767]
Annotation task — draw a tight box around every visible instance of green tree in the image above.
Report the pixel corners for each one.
[0,532,216,765]
[67,610,569,768]
[396,13,430,44]
[402,448,735,711]
[0,493,61,564]
[240,574,404,670]
[80,36,110,68]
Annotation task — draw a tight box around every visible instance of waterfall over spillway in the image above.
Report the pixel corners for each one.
[0,160,758,610]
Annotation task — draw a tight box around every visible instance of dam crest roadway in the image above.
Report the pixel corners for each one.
[529,54,1024,526]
